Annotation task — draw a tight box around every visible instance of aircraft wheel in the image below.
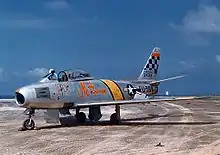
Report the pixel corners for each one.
[110,113,120,124]
[75,112,86,123]
[88,115,94,121]
[88,114,102,122]
[22,118,35,130]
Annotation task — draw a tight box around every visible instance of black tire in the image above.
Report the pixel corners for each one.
[22,119,35,130]
[88,113,102,122]
[88,114,94,121]
[110,113,120,124]
[75,112,86,123]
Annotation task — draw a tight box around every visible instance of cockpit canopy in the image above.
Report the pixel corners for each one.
[58,69,93,82]
[40,69,94,83]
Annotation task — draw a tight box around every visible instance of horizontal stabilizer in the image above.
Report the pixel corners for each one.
[150,75,187,84]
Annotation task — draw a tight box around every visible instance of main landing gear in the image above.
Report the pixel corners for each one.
[74,105,121,124]
[75,107,86,123]
[110,105,121,124]
[19,108,36,131]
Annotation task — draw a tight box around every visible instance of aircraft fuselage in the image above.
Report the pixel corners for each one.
[15,79,158,109]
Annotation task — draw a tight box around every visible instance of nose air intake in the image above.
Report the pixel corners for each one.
[15,92,25,106]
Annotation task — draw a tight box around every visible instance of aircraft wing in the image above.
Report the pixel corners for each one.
[75,96,205,108]
[150,75,187,85]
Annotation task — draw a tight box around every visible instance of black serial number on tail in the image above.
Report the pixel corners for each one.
[143,71,153,77]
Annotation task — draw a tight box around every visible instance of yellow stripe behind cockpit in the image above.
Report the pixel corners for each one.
[100,79,124,100]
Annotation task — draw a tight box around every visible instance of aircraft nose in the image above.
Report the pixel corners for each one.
[15,87,33,107]
[15,91,25,105]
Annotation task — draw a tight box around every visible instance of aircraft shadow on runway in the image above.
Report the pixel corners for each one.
[35,114,217,130]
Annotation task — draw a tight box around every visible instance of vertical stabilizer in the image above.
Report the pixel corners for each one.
[138,47,160,81]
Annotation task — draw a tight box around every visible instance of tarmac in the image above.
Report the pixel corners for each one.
[0,97,219,155]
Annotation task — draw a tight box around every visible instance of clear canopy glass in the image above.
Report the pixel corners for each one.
[40,69,93,82]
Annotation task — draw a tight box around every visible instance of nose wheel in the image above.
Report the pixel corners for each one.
[19,108,36,131]
[22,118,35,130]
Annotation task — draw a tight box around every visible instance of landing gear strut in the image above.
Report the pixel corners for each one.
[19,108,36,131]
[110,105,121,124]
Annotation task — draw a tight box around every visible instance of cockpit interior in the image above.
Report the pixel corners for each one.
[40,69,94,83]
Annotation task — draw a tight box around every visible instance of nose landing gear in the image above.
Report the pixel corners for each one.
[18,108,36,131]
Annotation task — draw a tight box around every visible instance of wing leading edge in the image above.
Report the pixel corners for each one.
[75,96,206,108]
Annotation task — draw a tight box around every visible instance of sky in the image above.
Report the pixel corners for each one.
[0,0,220,95]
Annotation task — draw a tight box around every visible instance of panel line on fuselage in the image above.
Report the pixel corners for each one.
[100,79,125,100]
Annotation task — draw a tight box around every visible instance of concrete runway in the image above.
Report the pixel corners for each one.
[0,97,219,155]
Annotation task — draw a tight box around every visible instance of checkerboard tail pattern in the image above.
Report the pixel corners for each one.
[138,47,160,80]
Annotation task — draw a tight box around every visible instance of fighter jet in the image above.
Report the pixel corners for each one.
[14,47,198,131]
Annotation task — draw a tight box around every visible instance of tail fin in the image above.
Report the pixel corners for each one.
[138,47,160,81]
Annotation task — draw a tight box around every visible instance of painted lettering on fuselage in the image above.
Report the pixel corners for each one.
[139,85,158,95]
[78,81,90,97]
[78,81,107,97]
